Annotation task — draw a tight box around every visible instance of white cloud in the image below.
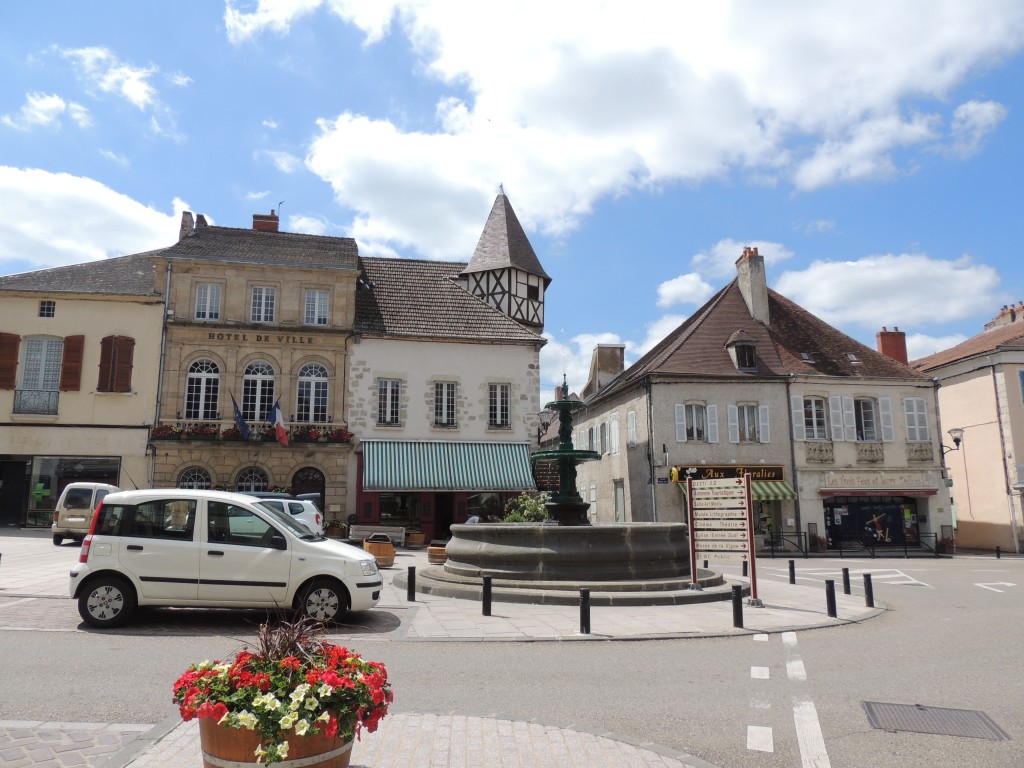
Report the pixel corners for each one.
[169,72,193,87]
[907,332,969,361]
[0,167,180,270]
[99,149,130,167]
[636,314,688,357]
[774,253,1002,328]
[801,219,836,235]
[246,189,272,201]
[1,92,89,131]
[691,238,794,279]
[949,99,1008,157]
[261,149,302,173]
[262,119,279,129]
[288,214,330,235]
[277,1,1024,259]
[656,273,714,308]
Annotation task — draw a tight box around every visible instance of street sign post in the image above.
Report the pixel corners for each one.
[687,474,759,601]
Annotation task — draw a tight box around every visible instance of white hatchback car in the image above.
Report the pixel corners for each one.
[69,489,382,629]
[253,498,323,535]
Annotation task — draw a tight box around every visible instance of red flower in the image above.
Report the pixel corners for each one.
[279,656,301,671]
[325,716,338,739]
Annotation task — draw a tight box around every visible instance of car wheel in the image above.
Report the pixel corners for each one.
[298,579,349,623]
[78,576,136,628]
[52,534,64,546]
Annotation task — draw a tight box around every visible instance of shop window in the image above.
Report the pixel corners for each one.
[379,493,420,527]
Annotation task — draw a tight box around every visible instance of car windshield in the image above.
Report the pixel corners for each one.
[253,501,323,539]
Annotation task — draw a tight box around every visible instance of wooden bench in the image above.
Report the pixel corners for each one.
[347,525,406,546]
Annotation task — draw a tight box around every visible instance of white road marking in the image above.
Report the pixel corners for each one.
[753,633,769,641]
[782,631,797,647]
[975,582,1017,592]
[787,659,807,681]
[747,725,774,752]
[751,666,770,679]
[793,699,831,767]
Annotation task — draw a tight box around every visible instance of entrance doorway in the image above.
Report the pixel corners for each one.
[291,467,326,510]
[0,461,29,527]
[435,493,454,541]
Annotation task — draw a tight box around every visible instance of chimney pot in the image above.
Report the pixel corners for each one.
[253,209,280,232]
[179,211,194,241]
[876,327,908,365]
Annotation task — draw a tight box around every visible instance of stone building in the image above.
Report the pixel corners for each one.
[347,193,547,540]
[573,247,952,552]
[0,255,163,527]
[914,303,1024,553]
[147,210,360,521]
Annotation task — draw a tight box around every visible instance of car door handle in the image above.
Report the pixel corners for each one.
[208,550,224,556]
[126,544,143,551]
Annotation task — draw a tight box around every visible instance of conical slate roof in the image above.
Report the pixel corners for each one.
[460,193,551,285]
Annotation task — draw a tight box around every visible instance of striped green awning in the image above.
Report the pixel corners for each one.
[751,480,798,501]
[362,440,537,492]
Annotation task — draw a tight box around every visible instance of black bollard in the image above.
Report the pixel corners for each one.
[825,579,837,618]
[996,546,1001,559]
[742,559,748,577]
[407,566,416,602]
[482,576,492,617]
[842,567,851,595]
[703,559,708,569]
[580,589,591,635]
[788,559,796,584]
[863,573,874,608]
[731,584,743,628]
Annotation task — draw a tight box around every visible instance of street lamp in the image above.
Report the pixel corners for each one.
[943,427,964,454]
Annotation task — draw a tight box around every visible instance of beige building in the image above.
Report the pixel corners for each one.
[574,248,951,553]
[0,256,163,528]
[914,304,1024,553]
[148,211,360,522]
[347,194,547,540]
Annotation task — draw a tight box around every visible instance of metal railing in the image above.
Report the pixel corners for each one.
[761,531,808,558]
[14,389,59,415]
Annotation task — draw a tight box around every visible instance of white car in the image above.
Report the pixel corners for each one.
[253,498,323,535]
[51,482,120,545]
[69,489,381,629]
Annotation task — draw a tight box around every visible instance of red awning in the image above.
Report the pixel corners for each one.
[819,489,937,498]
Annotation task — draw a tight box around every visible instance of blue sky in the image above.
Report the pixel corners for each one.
[3,1,1024,397]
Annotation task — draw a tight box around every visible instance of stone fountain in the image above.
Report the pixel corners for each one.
[398,377,732,605]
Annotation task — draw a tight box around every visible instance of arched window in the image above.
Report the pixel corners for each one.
[296,363,328,423]
[178,466,212,489]
[185,359,220,420]
[236,467,269,492]
[242,361,276,422]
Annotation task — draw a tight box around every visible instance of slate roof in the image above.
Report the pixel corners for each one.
[163,225,359,269]
[355,256,545,345]
[0,252,160,297]
[460,193,551,284]
[913,321,1024,372]
[591,279,926,404]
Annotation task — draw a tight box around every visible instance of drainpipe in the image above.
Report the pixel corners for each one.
[646,376,658,522]
[786,375,802,534]
[991,366,1021,553]
[150,261,172,488]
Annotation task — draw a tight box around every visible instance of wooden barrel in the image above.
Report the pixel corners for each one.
[405,531,425,549]
[363,539,395,568]
[199,716,353,768]
[427,545,447,565]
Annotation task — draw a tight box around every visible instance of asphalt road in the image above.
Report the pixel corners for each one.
[2,554,1022,767]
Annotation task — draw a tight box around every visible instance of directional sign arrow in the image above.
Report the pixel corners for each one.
[974,582,1017,593]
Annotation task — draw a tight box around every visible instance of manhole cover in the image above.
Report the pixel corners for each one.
[862,702,1010,741]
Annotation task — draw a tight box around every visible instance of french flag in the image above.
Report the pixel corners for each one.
[269,398,289,446]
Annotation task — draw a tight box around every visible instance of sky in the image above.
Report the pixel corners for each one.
[3,1,1024,398]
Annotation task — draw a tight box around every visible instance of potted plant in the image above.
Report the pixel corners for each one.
[173,616,392,766]
[255,425,277,442]
[185,422,220,440]
[325,517,347,540]
[938,535,955,554]
[221,425,244,441]
[324,427,354,444]
[291,425,322,443]
[151,422,182,440]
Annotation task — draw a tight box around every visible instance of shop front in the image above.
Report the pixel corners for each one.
[0,455,121,528]
[821,490,935,548]
[356,440,537,542]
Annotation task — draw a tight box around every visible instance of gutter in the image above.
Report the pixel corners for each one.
[150,261,171,488]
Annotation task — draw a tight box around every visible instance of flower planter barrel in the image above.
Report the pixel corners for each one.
[199,718,353,768]
[427,544,447,565]
[405,531,425,549]
[363,536,395,568]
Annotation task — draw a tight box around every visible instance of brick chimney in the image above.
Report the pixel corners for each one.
[876,326,908,364]
[179,211,194,240]
[735,246,770,325]
[253,209,279,232]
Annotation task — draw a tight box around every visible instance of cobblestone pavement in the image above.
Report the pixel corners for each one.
[0,721,152,768]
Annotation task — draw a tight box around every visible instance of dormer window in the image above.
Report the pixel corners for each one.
[847,353,861,364]
[800,351,814,363]
[725,329,758,372]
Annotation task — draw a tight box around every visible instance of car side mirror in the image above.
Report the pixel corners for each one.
[270,533,287,550]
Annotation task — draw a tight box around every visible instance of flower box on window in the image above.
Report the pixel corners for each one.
[290,426,322,443]
[151,423,182,440]
[184,423,220,440]
[324,428,353,444]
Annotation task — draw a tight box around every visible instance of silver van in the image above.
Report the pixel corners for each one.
[52,483,120,545]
